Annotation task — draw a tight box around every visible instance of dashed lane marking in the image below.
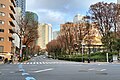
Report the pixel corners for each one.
[100,69,106,71]
[34,68,53,73]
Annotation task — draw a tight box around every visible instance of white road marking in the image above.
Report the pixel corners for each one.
[36,62,39,64]
[33,62,35,64]
[98,64,101,65]
[42,62,45,64]
[100,69,106,71]
[19,69,25,72]
[34,68,53,73]
[39,62,42,64]
[25,77,36,80]
[27,62,29,64]
[1,69,9,70]
[30,62,32,64]
[9,71,14,73]
[11,61,85,65]
[22,73,29,76]
[88,68,95,70]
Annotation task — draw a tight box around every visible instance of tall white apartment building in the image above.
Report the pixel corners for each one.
[37,23,52,49]
[73,14,83,23]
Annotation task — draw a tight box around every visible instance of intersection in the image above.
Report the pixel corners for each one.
[0,56,120,80]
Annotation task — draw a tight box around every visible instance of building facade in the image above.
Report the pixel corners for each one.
[73,14,84,23]
[25,11,38,23]
[60,21,102,53]
[0,0,16,53]
[12,7,22,55]
[15,0,26,16]
[37,23,52,49]
[53,31,60,40]
[118,0,120,4]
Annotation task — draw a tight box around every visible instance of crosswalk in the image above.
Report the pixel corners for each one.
[11,61,81,65]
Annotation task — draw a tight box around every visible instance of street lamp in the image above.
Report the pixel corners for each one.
[81,42,85,62]
[84,15,92,63]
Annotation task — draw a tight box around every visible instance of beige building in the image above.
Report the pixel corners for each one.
[0,0,16,54]
[60,21,102,53]
[37,23,52,49]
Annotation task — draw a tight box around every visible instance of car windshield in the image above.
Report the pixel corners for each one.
[0,0,120,80]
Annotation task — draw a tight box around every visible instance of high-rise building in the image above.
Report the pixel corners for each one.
[53,31,60,40]
[118,0,120,4]
[16,0,26,16]
[73,14,83,23]
[37,23,52,49]
[0,0,16,53]
[25,11,38,23]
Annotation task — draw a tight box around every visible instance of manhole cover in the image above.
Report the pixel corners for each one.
[96,72,108,75]
[78,70,88,72]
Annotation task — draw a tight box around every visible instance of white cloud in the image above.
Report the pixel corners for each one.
[35,9,66,24]
[26,0,117,30]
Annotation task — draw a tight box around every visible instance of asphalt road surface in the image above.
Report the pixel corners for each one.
[0,55,120,80]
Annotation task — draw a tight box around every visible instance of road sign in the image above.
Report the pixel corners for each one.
[22,45,26,47]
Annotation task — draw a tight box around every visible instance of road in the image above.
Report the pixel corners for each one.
[0,55,120,80]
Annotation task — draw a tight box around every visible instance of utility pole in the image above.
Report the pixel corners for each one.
[84,15,91,63]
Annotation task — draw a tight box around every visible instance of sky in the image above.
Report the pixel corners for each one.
[26,0,117,31]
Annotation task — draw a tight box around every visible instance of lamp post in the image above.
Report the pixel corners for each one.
[81,42,85,62]
[84,15,91,63]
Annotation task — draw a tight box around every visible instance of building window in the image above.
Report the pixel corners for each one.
[0,20,4,24]
[0,46,4,52]
[0,37,4,41]
[0,4,5,8]
[0,12,5,16]
[0,29,4,32]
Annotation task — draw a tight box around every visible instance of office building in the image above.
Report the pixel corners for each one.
[16,0,26,16]
[118,0,120,4]
[25,11,38,24]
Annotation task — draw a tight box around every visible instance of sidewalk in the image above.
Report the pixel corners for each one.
[0,61,3,64]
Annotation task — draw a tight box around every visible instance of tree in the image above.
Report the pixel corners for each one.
[60,22,75,55]
[16,12,39,59]
[46,40,62,58]
[89,2,119,52]
[112,38,120,53]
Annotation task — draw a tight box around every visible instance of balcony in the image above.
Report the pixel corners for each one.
[10,6,15,14]
[9,27,15,33]
[9,35,14,41]
[9,21,15,27]
[9,13,15,20]
[10,0,16,7]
